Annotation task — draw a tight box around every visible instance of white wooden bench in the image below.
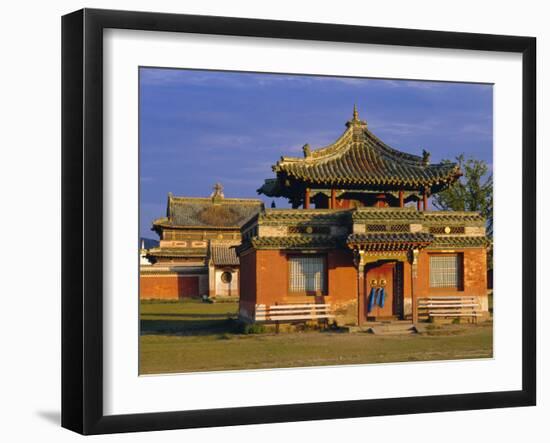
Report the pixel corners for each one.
[417,296,481,322]
[255,303,334,324]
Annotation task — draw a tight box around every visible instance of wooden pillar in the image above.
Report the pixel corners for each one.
[356,249,366,326]
[304,188,310,209]
[399,190,404,208]
[330,188,337,209]
[411,273,418,324]
[411,249,419,324]
[423,190,428,211]
[416,198,421,211]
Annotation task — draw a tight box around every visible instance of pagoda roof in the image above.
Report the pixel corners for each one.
[259,106,461,195]
[153,184,264,231]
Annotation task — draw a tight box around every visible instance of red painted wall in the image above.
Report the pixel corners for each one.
[327,249,357,301]
[246,249,357,306]
[140,274,200,300]
[415,248,487,297]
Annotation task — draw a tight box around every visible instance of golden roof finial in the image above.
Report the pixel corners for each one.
[346,104,366,128]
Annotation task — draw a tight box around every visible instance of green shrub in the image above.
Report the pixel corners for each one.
[235,321,266,334]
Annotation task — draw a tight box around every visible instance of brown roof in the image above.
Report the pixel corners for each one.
[153,187,264,230]
[211,244,240,266]
[258,106,461,196]
[146,247,207,258]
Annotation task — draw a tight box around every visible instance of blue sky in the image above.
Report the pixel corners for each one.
[139,67,493,240]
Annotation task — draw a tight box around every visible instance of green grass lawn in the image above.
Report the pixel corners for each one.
[140,300,493,375]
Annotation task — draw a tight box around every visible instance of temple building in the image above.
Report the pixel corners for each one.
[237,106,489,325]
[140,184,264,300]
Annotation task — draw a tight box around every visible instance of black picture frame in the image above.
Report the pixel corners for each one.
[61,8,536,435]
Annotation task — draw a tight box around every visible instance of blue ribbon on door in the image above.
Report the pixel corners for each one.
[378,287,386,308]
[367,287,386,312]
[367,287,376,313]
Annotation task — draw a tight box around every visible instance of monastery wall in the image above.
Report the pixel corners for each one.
[140,272,208,300]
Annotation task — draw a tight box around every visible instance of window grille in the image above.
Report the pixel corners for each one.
[429,226,466,234]
[366,224,387,232]
[429,255,462,288]
[288,226,331,235]
[289,256,326,293]
[390,224,409,232]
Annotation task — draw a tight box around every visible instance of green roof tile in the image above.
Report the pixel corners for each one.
[429,236,489,248]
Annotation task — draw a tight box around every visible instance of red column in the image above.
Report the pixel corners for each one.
[358,263,365,326]
[417,198,421,211]
[423,191,428,211]
[399,190,404,208]
[330,189,337,209]
[304,188,310,209]
[355,249,366,326]
[411,249,419,324]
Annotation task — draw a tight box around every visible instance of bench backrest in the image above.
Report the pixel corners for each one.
[255,303,333,322]
[417,296,480,318]
[418,296,479,307]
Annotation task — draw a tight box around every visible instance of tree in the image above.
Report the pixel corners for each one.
[431,154,493,237]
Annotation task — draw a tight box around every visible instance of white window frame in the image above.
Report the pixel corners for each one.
[288,255,327,294]
[429,254,463,289]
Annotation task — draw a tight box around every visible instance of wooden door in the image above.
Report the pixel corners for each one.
[365,262,395,320]
[178,276,199,298]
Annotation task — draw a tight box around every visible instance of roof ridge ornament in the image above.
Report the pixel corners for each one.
[422,149,431,166]
[346,104,367,128]
[211,182,225,202]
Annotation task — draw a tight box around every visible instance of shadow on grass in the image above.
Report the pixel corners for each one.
[142,313,235,319]
[140,317,239,336]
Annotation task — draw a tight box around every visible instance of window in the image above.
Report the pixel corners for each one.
[288,255,326,294]
[220,271,232,284]
[429,254,462,288]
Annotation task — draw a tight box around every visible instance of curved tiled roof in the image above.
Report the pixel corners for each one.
[261,107,461,195]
